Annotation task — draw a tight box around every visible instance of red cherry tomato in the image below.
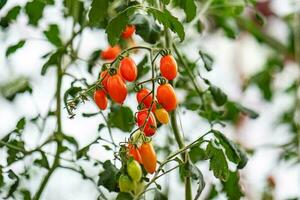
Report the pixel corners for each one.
[107,74,127,104]
[128,144,143,164]
[156,83,177,111]
[119,57,137,82]
[94,89,108,110]
[136,88,156,111]
[101,45,121,60]
[136,109,157,136]
[160,55,178,80]
[100,70,109,90]
[138,142,157,174]
[121,25,136,39]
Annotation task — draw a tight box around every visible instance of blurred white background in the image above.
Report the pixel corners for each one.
[0,0,300,199]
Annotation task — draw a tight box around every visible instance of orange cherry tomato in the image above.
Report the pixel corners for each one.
[121,25,136,39]
[119,57,137,82]
[156,83,177,111]
[160,55,178,80]
[94,89,108,110]
[155,108,169,124]
[128,144,143,164]
[101,45,121,60]
[136,88,156,111]
[138,142,157,174]
[107,74,127,104]
[136,109,157,136]
[100,70,109,90]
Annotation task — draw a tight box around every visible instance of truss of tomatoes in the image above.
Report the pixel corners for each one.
[94,25,178,195]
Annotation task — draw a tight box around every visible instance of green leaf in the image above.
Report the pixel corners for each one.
[41,49,64,75]
[236,103,259,119]
[43,24,63,47]
[106,6,137,45]
[0,77,32,101]
[87,49,101,73]
[20,190,31,200]
[77,145,90,159]
[0,0,7,9]
[0,166,4,188]
[206,141,229,181]
[25,0,46,26]
[63,134,79,149]
[183,0,197,22]
[131,14,161,44]
[16,117,26,133]
[212,130,241,164]
[89,0,109,25]
[136,55,150,79]
[189,146,206,163]
[98,160,119,192]
[147,7,185,41]
[199,50,213,71]
[116,192,133,200]
[209,85,228,106]
[108,106,134,132]
[221,171,244,200]
[6,170,19,198]
[0,6,21,28]
[6,40,26,57]
[7,140,25,165]
[63,0,84,24]
[34,151,49,169]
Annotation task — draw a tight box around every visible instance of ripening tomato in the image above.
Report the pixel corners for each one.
[128,144,143,164]
[107,74,127,104]
[136,109,157,136]
[101,45,121,60]
[127,160,142,182]
[155,108,169,124]
[156,83,177,111]
[160,55,178,80]
[119,57,137,82]
[136,88,156,111]
[100,70,109,90]
[121,25,136,39]
[119,174,136,193]
[94,89,108,110]
[138,142,157,174]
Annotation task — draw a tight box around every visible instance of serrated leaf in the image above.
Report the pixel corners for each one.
[209,85,227,106]
[221,171,244,200]
[98,160,119,192]
[131,14,161,44]
[43,24,63,47]
[147,7,185,41]
[199,50,213,71]
[206,141,229,181]
[6,40,26,57]
[106,6,137,45]
[89,0,109,25]
[108,106,134,132]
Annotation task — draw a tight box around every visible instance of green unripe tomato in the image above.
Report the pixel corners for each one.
[119,174,136,193]
[134,181,145,195]
[127,160,142,182]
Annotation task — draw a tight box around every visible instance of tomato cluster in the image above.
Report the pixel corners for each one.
[93,31,179,196]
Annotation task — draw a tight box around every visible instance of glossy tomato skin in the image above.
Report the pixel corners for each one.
[94,89,108,110]
[136,109,157,136]
[138,142,157,174]
[121,25,136,39]
[128,144,143,164]
[101,45,121,60]
[119,57,137,82]
[100,70,109,90]
[136,88,156,111]
[160,55,178,80]
[127,160,142,182]
[107,74,127,104]
[119,174,136,193]
[157,83,177,111]
[155,108,169,124]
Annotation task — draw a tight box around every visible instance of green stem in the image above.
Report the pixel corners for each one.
[33,58,63,200]
[164,19,193,200]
